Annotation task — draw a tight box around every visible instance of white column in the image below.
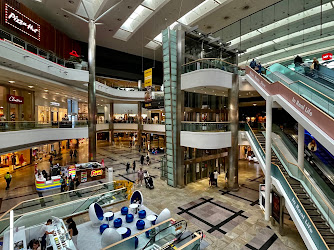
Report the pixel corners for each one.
[265,96,273,221]
[298,123,305,171]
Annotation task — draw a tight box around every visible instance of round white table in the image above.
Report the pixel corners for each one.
[104,212,114,225]
[129,204,139,214]
[147,215,157,225]
[116,227,127,235]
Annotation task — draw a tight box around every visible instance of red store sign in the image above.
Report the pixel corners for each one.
[7,94,24,104]
[5,4,41,41]
[322,53,333,61]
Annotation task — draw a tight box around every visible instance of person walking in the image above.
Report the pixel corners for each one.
[69,178,75,191]
[146,153,150,166]
[126,162,130,174]
[140,155,144,166]
[66,218,79,249]
[73,149,78,159]
[60,176,65,192]
[4,172,12,190]
[209,172,213,187]
[213,170,219,187]
[137,168,144,186]
[133,160,136,173]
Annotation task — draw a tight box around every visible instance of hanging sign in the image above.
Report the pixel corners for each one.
[322,53,333,61]
[144,68,153,87]
[5,4,41,41]
[7,94,24,104]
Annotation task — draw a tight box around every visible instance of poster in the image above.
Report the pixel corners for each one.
[81,172,87,183]
[144,68,152,87]
[272,191,280,223]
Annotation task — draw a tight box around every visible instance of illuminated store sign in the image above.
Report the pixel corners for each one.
[5,4,41,41]
[91,169,103,177]
[322,53,333,61]
[50,102,60,107]
[7,94,24,104]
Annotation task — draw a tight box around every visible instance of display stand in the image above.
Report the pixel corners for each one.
[46,218,76,250]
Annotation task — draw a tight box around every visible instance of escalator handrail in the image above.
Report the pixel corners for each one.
[142,219,188,249]
[265,65,334,103]
[246,123,329,249]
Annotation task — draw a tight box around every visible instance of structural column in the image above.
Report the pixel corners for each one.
[138,102,143,150]
[227,58,239,191]
[298,123,305,171]
[109,102,114,143]
[88,20,97,161]
[265,96,273,221]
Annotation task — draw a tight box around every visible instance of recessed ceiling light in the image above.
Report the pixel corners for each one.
[28,93,31,94]
[9,80,15,83]
[28,86,34,88]
[44,89,48,92]
[253,103,257,106]
[56,92,59,95]
[13,90,16,92]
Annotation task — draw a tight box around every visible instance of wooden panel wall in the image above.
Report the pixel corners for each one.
[0,0,81,59]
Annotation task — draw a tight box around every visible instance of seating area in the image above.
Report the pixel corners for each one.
[78,190,171,249]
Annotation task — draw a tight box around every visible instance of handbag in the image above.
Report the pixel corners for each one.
[310,63,315,70]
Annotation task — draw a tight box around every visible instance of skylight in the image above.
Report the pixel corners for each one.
[145,0,226,50]
[113,0,170,41]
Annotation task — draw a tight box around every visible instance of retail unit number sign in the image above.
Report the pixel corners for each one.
[91,169,103,177]
[5,4,41,41]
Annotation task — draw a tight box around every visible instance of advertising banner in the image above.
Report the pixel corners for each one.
[5,4,41,41]
[144,68,153,87]
[81,172,87,183]
[272,190,281,223]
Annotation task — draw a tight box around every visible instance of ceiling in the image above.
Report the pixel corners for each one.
[18,0,281,60]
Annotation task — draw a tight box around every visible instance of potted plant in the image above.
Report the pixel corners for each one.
[68,55,83,69]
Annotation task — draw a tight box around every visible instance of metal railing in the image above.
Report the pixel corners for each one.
[0,120,89,132]
[181,121,230,132]
[182,58,241,74]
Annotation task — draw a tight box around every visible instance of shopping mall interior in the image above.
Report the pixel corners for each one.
[0,0,334,249]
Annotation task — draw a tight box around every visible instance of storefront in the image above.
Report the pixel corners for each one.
[0,148,32,175]
[0,85,34,121]
[35,94,68,123]
[78,102,88,120]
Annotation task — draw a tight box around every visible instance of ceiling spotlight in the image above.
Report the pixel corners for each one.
[44,89,48,92]
[9,80,15,84]
[253,103,257,106]
[28,86,34,88]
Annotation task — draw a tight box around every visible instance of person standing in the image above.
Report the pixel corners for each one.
[133,160,136,173]
[256,61,262,74]
[140,155,144,166]
[4,172,12,190]
[294,55,303,66]
[74,149,78,159]
[40,219,54,250]
[69,149,73,160]
[213,170,219,187]
[250,59,256,69]
[126,162,130,174]
[60,176,65,192]
[69,178,75,191]
[209,172,213,187]
[137,168,144,186]
[66,218,78,249]
[146,153,150,166]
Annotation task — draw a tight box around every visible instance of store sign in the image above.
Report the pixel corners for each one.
[5,4,41,41]
[91,169,103,177]
[144,68,152,87]
[322,53,333,61]
[50,102,60,107]
[7,94,24,104]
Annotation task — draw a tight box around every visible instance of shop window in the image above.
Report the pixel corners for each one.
[27,44,38,54]
[0,29,11,41]
[13,36,25,48]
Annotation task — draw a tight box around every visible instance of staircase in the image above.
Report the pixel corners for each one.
[255,131,334,249]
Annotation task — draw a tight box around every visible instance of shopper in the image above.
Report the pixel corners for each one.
[249,59,256,69]
[310,57,320,78]
[213,170,218,187]
[137,168,144,186]
[28,239,41,250]
[140,155,144,165]
[126,162,130,174]
[294,55,303,66]
[60,176,65,192]
[69,178,75,191]
[146,153,150,166]
[209,172,213,187]
[308,139,317,152]
[40,219,54,250]
[65,176,69,191]
[256,61,262,74]
[74,149,78,159]
[75,177,80,188]
[66,218,79,249]
[133,160,136,173]
[70,149,73,159]
[4,172,12,190]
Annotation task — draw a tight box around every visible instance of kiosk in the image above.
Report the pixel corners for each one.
[35,174,61,192]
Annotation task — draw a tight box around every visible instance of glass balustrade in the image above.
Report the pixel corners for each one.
[265,63,334,117]
[181,122,230,132]
[0,121,90,132]
[182,58,239,74]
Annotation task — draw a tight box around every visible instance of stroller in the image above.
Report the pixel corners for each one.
[144,171,154,189]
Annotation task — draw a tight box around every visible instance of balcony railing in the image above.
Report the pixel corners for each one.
[182,58,242,74]
[181,121,230,132]
[0,121,88,132]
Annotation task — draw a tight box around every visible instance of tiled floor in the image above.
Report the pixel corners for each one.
[0,141,307,250]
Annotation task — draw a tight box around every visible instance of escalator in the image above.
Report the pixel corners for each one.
[254,130,334,248]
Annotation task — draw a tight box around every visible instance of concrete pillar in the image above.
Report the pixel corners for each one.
[227,61,239,191]
[298,123,305,171]
[88,20,97,161]
[109,102,114,143]
[138,102,143,150]
[265,96,273,221]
